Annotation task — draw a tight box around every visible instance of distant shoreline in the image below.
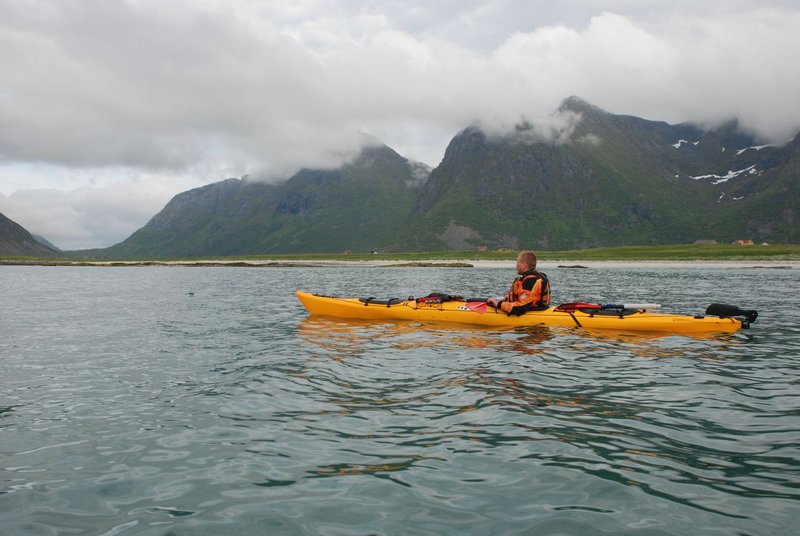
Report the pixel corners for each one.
[2,258,798,269]
[6,243,800,267]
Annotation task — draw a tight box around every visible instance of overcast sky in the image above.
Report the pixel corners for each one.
[1,0,799,250]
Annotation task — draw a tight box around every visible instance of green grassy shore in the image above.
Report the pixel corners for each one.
[3,244,800,265]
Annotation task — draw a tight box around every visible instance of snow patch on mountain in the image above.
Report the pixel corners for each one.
[691,164,758,185]
[736,144,771,156]
[672,140,700,149]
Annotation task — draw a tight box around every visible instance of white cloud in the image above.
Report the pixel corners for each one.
[1,0,799,249]
[0,170,202,250]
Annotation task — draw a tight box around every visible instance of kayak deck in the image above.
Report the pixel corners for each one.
[296,291,747,334]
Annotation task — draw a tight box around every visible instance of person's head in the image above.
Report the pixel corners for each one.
[516,251,537,274]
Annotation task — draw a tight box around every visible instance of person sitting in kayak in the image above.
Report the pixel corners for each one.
[487,251,551,315]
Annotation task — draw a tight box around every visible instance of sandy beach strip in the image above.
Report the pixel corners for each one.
[538,259,800,270]
[3,258,798,269]
[97,259,800,269]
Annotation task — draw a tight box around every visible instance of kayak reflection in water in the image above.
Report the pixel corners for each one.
[487,251,552,315]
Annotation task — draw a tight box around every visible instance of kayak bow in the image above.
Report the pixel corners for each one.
[296,291,755,334]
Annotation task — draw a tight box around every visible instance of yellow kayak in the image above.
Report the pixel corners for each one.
[296,291,757,334]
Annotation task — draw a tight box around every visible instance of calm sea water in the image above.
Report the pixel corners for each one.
[2,265,799,535]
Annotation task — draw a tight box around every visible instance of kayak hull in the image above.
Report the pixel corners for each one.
[296,291,744,333]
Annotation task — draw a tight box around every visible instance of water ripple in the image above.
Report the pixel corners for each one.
[2,266,799,535]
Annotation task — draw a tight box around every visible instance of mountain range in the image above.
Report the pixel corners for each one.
[4,97,798,257]
[401,97,799,250]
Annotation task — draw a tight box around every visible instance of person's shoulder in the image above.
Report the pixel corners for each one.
[522,274,540,290]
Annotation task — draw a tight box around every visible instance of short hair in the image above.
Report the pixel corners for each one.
[518,251,537,269]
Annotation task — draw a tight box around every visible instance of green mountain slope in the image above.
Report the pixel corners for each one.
[96,145,427,257]
[0,212,62,257]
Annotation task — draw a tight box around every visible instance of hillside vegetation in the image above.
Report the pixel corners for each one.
[6,243,799,265]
